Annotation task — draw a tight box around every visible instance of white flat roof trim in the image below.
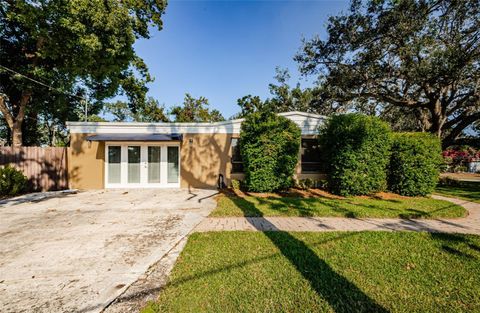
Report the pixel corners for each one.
[67,111,326,135]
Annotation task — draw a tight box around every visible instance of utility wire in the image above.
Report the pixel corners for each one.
[0,64,86,100]
[0,64,90,121]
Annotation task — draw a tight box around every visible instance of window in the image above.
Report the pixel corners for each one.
[127,146,141,183]
[107,146,121,184]
[167,146,179,183]
[231,138,243,173]
[148,146,161,183]
[301,138,323,173]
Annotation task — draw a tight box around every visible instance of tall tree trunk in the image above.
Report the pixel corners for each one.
[11,121,23,147]
[428,100,446,138]
[0,91,32,147]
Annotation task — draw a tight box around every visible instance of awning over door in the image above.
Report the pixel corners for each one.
[86,133,183,141]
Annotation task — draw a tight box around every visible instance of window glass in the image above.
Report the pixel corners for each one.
[167,146,179,183]
[231,138,243,173]
[108,146,121,184]
[301,139,323,173]
[128,146,141,183]
[148,146,161,183]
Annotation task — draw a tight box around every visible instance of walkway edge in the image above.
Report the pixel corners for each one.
[195,196,480,234]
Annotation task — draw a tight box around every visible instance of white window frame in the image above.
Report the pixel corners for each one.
[105,141,180,188]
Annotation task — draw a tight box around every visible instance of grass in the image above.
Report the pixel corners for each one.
[435,181,480,203]
[210,192,466,218]
[143,231,480,313]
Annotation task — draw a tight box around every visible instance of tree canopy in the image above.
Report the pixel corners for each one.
[104,98,169,123]
[295,0,480,147]
[170,94,224,122]
[0,0,167,146]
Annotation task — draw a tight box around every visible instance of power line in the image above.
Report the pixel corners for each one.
[0,64,89,121]
[0,64,86,100]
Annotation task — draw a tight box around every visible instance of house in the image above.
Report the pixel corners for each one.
[66,111,326,189]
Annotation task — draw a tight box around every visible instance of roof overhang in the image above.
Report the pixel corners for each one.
[86,133,182,142]
[67,111,326,135]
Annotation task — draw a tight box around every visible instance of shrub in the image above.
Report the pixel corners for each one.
[296,178,314,190]
[296,178,327,190]
[389,133,442,196]
[231,179,241,191]
[0,165,28,197]
[442,146,480,172]
[319,114,392,196]
[240,110,301,192]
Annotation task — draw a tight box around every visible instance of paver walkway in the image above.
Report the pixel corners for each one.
[195,195,480,234]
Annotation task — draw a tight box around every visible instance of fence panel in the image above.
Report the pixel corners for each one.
[0,147,68,191]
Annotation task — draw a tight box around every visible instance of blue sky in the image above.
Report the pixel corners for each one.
[134,0,349,119]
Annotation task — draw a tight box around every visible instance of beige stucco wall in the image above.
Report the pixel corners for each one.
[68,133,105,189]
[68,132,325,190]
[68,133,236,189]
[180,133,234,189]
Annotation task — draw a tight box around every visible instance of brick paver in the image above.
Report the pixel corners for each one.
[195,195,480,234]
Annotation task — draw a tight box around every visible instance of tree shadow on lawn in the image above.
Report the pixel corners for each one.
[430,232,480,260]
[252,196,360,218]
[229,196,389,313]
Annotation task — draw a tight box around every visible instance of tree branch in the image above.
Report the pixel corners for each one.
[443,111,480,147]
[0,94,14,128]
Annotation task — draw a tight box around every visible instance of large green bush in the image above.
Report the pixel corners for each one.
[240,111,301,192]
[389,133,442,196]
[319,114,392,196]
[0,165,28,197]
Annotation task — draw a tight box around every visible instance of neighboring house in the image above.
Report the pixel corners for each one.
[66,111,325,189]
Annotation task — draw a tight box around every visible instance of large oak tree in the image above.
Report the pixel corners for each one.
[295,0,480,147]
[0,0,166,146]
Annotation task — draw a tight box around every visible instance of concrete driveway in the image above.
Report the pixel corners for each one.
[0,188,218,313]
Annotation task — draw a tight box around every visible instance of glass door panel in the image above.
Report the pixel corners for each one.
[107,146,121,184]
[127,146,141,183]
[167,146,179,183]
[148,146,161,183]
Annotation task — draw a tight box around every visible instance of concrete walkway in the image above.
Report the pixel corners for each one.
[195,195,480,234]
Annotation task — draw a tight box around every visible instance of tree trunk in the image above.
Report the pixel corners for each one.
[11,121,23,147]
[0,92,31,147]
[428,100,446,138]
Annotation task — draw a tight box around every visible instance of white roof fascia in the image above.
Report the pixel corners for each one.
[66,111,326,135]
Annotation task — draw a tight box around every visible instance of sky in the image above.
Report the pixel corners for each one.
[133,0,350,119]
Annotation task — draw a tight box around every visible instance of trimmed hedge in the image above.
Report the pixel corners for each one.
[0,165,27,197]
[389,132,442,196]
[240,110,301,192]
[319,114,392,196]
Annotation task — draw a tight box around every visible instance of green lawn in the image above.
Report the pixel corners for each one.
[210,193,466,218]
[144,231,480,313]
[435,181,480,203]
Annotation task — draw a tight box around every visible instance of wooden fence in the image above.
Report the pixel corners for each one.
[0,147,68,191]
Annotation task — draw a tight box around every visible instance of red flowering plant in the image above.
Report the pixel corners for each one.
[442,146,480,172]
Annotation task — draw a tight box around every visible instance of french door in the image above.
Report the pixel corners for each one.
[105,143,180,188]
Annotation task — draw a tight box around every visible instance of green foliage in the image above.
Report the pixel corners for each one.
[234,67,326,119]
[105,98,169,122]
[296,178,327,190]
[296,0,480,147]
[230,179,241,191]
[170,94,224,122]
[388,133,442,196]
[0,0,166,145]
[320,114,392,196]
[0,165,27,196]
[296,178,315,190]
[240,111,301,192]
